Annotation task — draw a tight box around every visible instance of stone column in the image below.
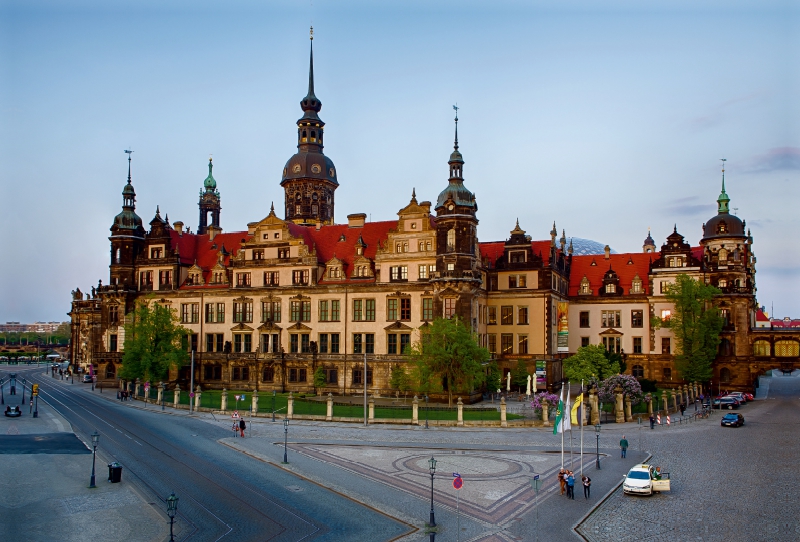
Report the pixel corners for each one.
[157,382,164,405]
[135,378,141,399]
[670,389,677,412]
[326,393,333,421]
[194,385,202,410]
[693,382,698,402]
[614,385,625,423]
[457,397,465,426]
[287,392,294,420]
[252,391,259,415]
[368,397,375,421]
[173,385,181,408]
[661,390,668,414]
[120,379,125,391]
[646,395,653,416]
[589,387,600,426]
[624,395,632,422]
[412,396,419,425]
[542,398,550,425]
[500,396,507,428]
[221,388,228,412]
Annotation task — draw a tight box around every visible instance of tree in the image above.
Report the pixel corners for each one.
[408,317,490,406]
[563,345,620,383]
[510,359,529,392]
[652,274,724,382]
[390,364,412,394]
[120,300,189,382]
[313,367,326,393]
[485,362,502,395]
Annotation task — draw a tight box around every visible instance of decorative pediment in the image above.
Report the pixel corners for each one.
[230,323,254,332]
[387,291,411,298]
[324,255,345,280]
[579,276,592,295]
[290,293,310,301]
[258,321,283,331]
[233,295,252,303]
[599,328,624,337]
[384,321,413,331]
[186,262,205,286]
[351,255,374,278]
[287,322,312,331]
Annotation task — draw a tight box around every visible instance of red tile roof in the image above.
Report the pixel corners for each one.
[170,230,248,285]
[755,310,770,322]
[568,252,653,296]
[479,240,553,267]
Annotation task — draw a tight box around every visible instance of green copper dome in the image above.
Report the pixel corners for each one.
[204,158,217,191]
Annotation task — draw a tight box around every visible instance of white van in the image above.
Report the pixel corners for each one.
[622,464,671,496]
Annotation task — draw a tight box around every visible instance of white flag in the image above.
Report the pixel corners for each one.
[563,384,572,431]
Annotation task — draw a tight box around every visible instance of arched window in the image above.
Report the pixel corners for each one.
[115,248,121,263]
[775,340,800,357]
[718,248,728,261]
[718,279,727,288]
[719,338,732,356]
[606,284,616,294]
[663,368,672,381]
[105,363,116,379]
[753,340,770,357]
[632,365,644,378]
[302,130,307,142]
[310,130,316,141]
[720,367,732,383]
[447,229,456,251]
[296,193,302,201]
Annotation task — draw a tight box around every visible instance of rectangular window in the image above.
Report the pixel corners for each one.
[234,333,251,353]
[262,367,275,382]
[633,337,643,354]
[253,249,264,260]
[631,310,644,328]
[501,306,513,325]
[501,333,513,354]
[508,274,527,288]
[400,333,410,354]
[488,306,497,325]
[233,301,253,323]
[150,247,162,259]
[444,298,456,318]
[353,333,362,354]
[353,299,363,321]
[319,333,328,353]
[518,306,528,325]
[325,368,338,384]
[331,300,340,321]
[289,368,307,382]
[290,334,299,353]
[109,334,118,352]
[217,334,224,352]
[388,333,397,354]
[390,266,409,281]
[579,311,590,328]
[660,281,669,294]
[518,334,528,354]
[108,305,119,325]
[205,303,214,323]
[422,298,434,320]
[352,369,373,385]
[400,298,411,321]
[261,301,280,323]
[661,337,671,354]
[601,310,621,328]
[418,264,428,279]
[140,271,153,289]
[661,309,671,321]
[236,273,251,287]
[330,333,340,354]
[206,333,215,352]
[387,299,398,321]
[301,333,310,353]
[264,271,280,286]
[271,333,279,353]
[290,301,311,322]
[292,270,310,285]
[581,336,590,347]
[387,333,411,356]
[488,334,497,353]
[319,300,329,322]
[602,336,621,354]
[191,304,199,324]
[302,301,311,322]
[365,299,375,321]
[159,270,172,289]
[365,333,374,354]
[278,248,290,259]
[181,303,199,324]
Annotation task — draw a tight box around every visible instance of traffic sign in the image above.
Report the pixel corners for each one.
[32,384,39,396]
[232,410,240,419]
[189,392,195,398]
[453,476,463,490]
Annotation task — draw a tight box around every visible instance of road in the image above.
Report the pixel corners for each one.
[22,370,410,542]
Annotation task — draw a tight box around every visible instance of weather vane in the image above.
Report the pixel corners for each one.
[720,157,726,173]
[453,103,459,121]
[310,25,314,40]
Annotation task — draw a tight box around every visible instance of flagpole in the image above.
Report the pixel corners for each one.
[560,385,564,468]
[580,379,584,476]
[568,382,573,468]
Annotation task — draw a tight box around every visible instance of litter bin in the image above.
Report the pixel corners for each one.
[108,462,123,483]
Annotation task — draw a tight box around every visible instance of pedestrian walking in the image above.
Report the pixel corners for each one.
[582,475,591,499]
[620,435,629,458]
[239,418,246,438]
[232,421,239,437]
[680,403,686,417]
[649,415,655,430]
[567,471,575,499]
[558,468,566,495]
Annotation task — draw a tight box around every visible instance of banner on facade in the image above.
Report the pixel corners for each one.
[557,302,569,352]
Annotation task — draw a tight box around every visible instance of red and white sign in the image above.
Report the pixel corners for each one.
[453,475,463,490]
[656,414,661,425]
[666,415,671,426]
[231,410,240,419]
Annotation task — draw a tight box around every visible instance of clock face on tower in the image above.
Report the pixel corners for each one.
[448,204,454,211]
[293,164,301,173]
[311,164,321,174]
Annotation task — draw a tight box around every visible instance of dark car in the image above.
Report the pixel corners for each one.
[82,374,94,383]
[721,413,744,427]
[4,406,21,417]
[713,397,740,410]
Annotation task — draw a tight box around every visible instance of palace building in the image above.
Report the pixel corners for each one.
[68,34,799,395]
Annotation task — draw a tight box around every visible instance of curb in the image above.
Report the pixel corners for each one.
[571,452,653,541]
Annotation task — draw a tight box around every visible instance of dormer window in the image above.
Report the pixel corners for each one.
[278,248,290,259]
[718,223,727,234]
[579,277,591,295]
[253,250,264,260]
[606,284,616,294]
[631,277,643,294]
[718,279,727,288]
[509,251,526,263]
[150,248,162,259]
[356,246,363,255]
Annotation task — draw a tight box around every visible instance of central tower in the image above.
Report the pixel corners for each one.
[280,27,338,225]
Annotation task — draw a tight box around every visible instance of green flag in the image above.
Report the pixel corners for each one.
[553,388,565,435]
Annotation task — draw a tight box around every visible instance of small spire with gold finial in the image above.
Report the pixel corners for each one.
[717,158,730,213]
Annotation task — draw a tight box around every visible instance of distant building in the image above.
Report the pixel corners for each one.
[0,321,66,333]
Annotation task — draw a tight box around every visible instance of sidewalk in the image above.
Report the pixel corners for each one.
[0,370,168,542]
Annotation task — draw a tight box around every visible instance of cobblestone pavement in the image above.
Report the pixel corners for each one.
[577,375,800,542]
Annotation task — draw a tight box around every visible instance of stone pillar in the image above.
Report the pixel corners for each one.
[120,379,125,391]
[541,398,550,425]
[589,387,600,426]
[500,396,507,428]
[287,392,294,419]
[135,378,141,398]
[693,382,698,402]
[456,397,465,426]
[194,385,202,410]
[368,397,375,421]
[614,386,625,423]
[624,395,632,422]
[698,383,703,396]
[646,395,653,416]
[173,385,181,408]
[157,382,164,405]
[412,396,419,425]
[661,390,668,414]
[221,388,228,412]
[326,393,333,421]
[670,389,677,412]
[252,391,259,415]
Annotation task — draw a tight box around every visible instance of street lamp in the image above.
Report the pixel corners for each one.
[283,419,289,463]
[89,431,100,488]
[21,378,25,403]
[272,390,276,422]
[428,457,437,527]
[424,395,429,429]
[594,424,601,470]
[166,492,179,542]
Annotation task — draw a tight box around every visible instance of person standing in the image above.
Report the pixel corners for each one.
[649,415,655,430]
[620,435,629,458]
[566,472,575,499]
[558,468,566,495]
[680,403,686,417]
[582,475,591,499]
[239,418,246,438]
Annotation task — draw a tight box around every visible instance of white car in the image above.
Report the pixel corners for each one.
[622,464,671,496]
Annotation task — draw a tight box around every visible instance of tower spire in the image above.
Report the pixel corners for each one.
[125,149,133,183]
[308,26,315,97]
[453,104,459,151]
[717,158,730,213]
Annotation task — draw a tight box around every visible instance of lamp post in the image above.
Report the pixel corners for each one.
[428,457,437,527]
[594,424,601,470]
[21,378,25,403]
[283,418,289,463]
[166,492,179,542]
[89,431,100,488]
[272,390,276,422]
[424,394,429,429]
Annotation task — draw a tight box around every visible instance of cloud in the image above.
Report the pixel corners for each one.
[745,147,800,173]
[662,196,713,217]
[684,91,765,133]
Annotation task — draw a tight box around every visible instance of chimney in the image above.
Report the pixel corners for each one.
[347,213,366,228]
[604,245,611,260]
[316,220,322,231]
[173,221,184,235]
[207,225,221,241]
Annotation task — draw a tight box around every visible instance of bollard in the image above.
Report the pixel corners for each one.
[173,385,181,409]
[194,385,202,410]
[221,388,228,412]
[457,397,464,427]
[500,397,507,428]
[412,395,419,425]
[287,392,294,420]
[368,397,375,421]
[252,391,259,416]
[614,386,625,423]
[326,393,333,421]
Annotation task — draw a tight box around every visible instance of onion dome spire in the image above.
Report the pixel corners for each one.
[717,158,730,213]
[203,157,217,192]
[300,26,322,122]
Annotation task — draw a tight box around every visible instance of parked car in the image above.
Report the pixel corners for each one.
[4,406,21,417]
[713,397,740,409]
[721,413,745,427]
[82,374,95,383]
[725,392,747,404]
[623,464,671,496]
[743,393,754,401]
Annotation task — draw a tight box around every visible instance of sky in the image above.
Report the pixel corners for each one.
[1,0,798,323]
